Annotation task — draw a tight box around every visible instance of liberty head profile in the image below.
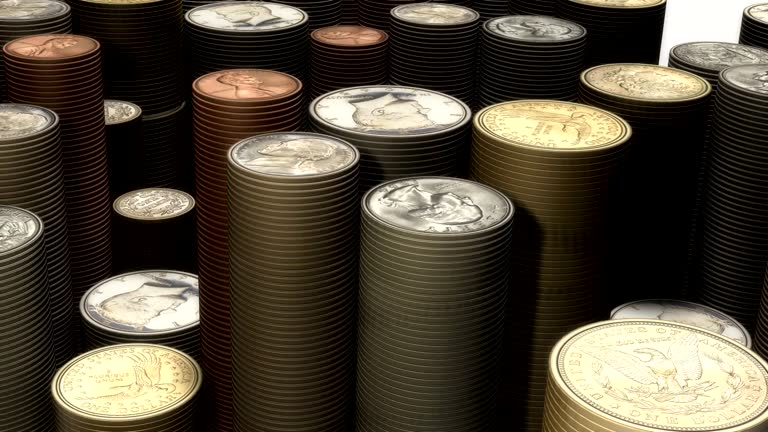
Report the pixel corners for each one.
[212,4,280,28]
[380,184,483,225]
[350,93,436,131]
[215,71,279,98]
[12,36,79,57]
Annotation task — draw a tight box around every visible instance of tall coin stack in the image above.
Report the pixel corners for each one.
[754,264,768,359]
[340,0,357,24]
[478,16,586,107]
[104,100,143,198]
[53,344,203,432]
[0,206,56,432]
[556,0,667,67]
[579,64,711,303]
[509,0,557,16]
[358,0,472,31]
[544,320,768,432]
[697,64,768,331]
[309,25,389,100]
[389,3,480,108]
[139,102,191,190]
[3,34,113,340]
[469,100,632,432]
[270,0,342,29]
[185,2,310,81]
[740,3,768,50]
[192,68,305,432]
[355,177,514,432]
[227,133,360,432]
[80,271,200,361]
[0,0,71,102]
[472,0,509,21]
[309,85,472,192]
[0,104,74,366]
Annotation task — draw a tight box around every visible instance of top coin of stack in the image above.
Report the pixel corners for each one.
[740,3,768,50]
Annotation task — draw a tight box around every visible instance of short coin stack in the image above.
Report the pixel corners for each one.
[478,15,586,107]
[356,177,514,432]
[104,100,143,198]
[53,344,203,432]
[227,133,360,432]
[740,3,768,50]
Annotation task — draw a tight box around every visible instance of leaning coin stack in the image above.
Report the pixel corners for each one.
[185,2,310,81]
[0,0,71,102]
[53,344,203,432]
[309,25,389,99]
[192,68,305,432]
[356,177,514,432]
[111,188,197,274]
[80,271,200,361]
[478,15,586,107]
[0,104,75,366]
[740,3,768,50]
[104,100,143,198]
[0,206,56,432]
[310,85,472,192]
[697,64,768,331]
[544,320,768,432]
[509,0,556,15]
[754,265,768,359]
[227,133,360,431]
[358,0,473,31]
[389,3,481,108]
[556,0,667,67]
[3,34,113,339]
[271,0,342,29]
[469,100,632,432]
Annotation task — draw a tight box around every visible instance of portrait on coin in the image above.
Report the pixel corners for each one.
[208,3,281,29]
[9,35,80,57]
[655,304,728,336]
[211,71,282,99]
[495,19,573,38]
[599,67,694,98]
[380,183,483,225]
[318,28,383,45]
[398,4,472,24]
[0,111,47,135]
[498,108,592,147]
[243,138,336,174]
[0,215,34,250]
[750,70,768,93]
[0,0,52,17]
[349,93,439,131]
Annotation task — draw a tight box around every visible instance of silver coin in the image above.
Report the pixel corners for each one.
[0,206,40,253]
[0,0,68,21]
[391,3,478,26]
[748,3,768,23]
[113,188,195,220]
[186,2,307,31]
[0,104,55,139]
[484,16,585,42]
[569,0,665,7]
[104,99,142,125]
[721,64,768,96]
[671,42,768,72]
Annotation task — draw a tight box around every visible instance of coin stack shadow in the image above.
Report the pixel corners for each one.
[0,104,75,367]
[357,0,473,31]
[3,34,113,346]
[268,0,342,30]
[309,25,389,100]
[469,100,633,432]
[556,0,666,67]
[754,264,768,359]
[509,0,557,16]
[227,133,360,432]
[696,64,768,331]
[79,271,201,362]
[0,206,56,431]
[477,15,586,108]
[185,2,310,82]
[192,68,305,432]
[355,177,514,432]
[388,3,480,109]
[0,0,71,102]
[739,3,768,50]
[473,0,511,21]
[104,100,143,198]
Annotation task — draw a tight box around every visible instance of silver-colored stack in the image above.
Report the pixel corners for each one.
[228,132,360,432]
[508,0,556,16]
[356,177,514,432]
[104,100,143,198]
[267,0,342,29]
[740,3,768,50]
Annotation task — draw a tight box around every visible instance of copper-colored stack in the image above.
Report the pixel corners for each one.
[192,68,304,432]
[3,34,112,341]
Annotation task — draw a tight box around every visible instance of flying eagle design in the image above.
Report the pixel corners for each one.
[83,352,176,401]
[503,109,592,144]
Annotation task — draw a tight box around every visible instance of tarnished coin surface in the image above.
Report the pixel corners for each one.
[81,0,162,4]
[475,100,630,150]
[5,34,98,59]
[0,0,68,20]
[485,16,585,42]
[193,69,301,101]
[392,3,478,25]
[104,100,141,125]
[114,188,194,220]
[186,2,306,31]
[568,0,665,7]
[364,177,513,234]
[312,25,387,46]
[611,299,751,347]
[553,319,768,431]
[230,132,358,176]
[672,43,768,71]
[0,206,40,253]
[748,4,768,23]
[311,86,470,136]
[0,104,54,138]
[721,64,768,95]
[582,63,711,101]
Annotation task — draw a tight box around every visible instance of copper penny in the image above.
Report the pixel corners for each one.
[193,69,302,103]
[311,25,388,47]
[4,34,98,60]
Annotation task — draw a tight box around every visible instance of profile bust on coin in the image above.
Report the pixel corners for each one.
[232,133,357,176]
[9,35,78,57]
[672,42,768,71]
[0,107,49,138]
[380,184,483,225]
[492,16,583,40]
[315,26,385,46]
[394,3,476,25]
[213,71,280,99]
[350,93,437,132]
[212,3,279,28]
[243,138,334,174]
[0,0,60,18]
[0,212,36,251]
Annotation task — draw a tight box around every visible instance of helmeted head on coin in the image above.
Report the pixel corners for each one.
[380,184,483,225]
[246,138,335,172]
[213,4,279,27]
[350,93,436,131]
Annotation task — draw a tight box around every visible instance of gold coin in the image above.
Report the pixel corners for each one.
[581,63,711,102]
[474,100,631,151]
[551,319,768,431]
[568,0,665,7]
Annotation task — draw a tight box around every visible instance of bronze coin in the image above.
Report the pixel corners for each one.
[4,34,99,62]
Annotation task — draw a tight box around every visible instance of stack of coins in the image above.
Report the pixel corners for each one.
[356,177,514,432]
[68,0,184,116]
[309,25,389,99]
[556,0,667,67]
[472,0,510,21]
[104,100,143,198]
[340,0,357,24]
[389,3,480,108]
[0,206,56,431]
[478,15,586,107]
[185,2,310,81]
[740,3,768,50]
[309,85,472,192]
[53,344,203,432]
[611,299,752,348]
[112,188,197,273]
[579,64,711,304]
[544,320,768,432]
[0,104,74,366]
[509,0,556,16]
[3,34,113,340]
[469,100,632,432]
[184,0,228,13]
[192,68,304,432]
[270,0,342,29]
[754,265,768,359]
[0,0,71,101]
[358,0,473,31]
[228,133,360,431]
[80,271,200,360]
[140,102,191,190]
[697,64,768,331]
